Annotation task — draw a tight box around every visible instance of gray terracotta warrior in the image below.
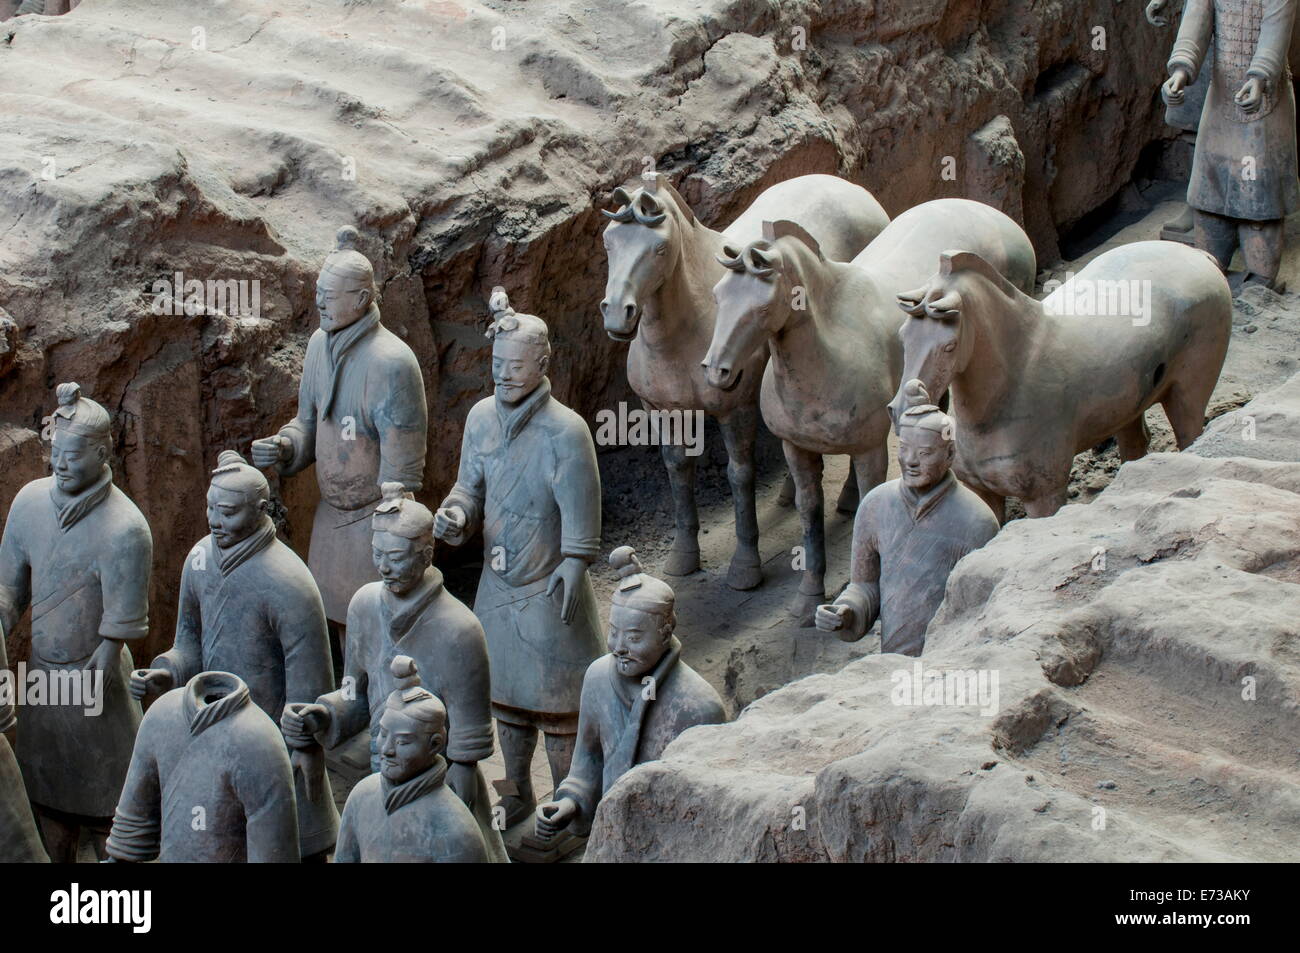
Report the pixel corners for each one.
[0,633,47,862]
[535,547,726,839]
[283,482,506,862]
[816,382,999,656]
[0,383,151,862]
[129,450,338,860]
[252,227,428,627]
[106,671,299,863]
[1163,0,1299,290]
[435,290,603,828]
[334,656,490,863]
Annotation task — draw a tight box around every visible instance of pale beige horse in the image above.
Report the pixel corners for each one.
[890,241,1232,520]
[600,173,888,589]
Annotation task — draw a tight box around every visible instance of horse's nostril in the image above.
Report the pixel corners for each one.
[624,303,636,321]
[599,299,610,317]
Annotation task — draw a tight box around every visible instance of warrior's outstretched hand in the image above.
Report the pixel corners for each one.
[1236,77,1265,115]
[535,796,578,838]
[129,668,172,701]
[250,434,291,469]
[814,602,854,633]
[1163,68,1191,106]
[433,505,467,542]
[546,556,586,625]
[281,702,330,749]
[1145,0,1168,27]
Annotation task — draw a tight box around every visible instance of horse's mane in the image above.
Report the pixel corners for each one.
[762,220,824,261]
[642,173,697,226]
[939,250,1023,301]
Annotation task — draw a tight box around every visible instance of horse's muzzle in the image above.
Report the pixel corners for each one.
[703,362,742,391]
[601,298,640,342]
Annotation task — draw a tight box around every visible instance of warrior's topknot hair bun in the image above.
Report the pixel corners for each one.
[336,226,361,251]
[608,545,644,579]
[56,382,81,407]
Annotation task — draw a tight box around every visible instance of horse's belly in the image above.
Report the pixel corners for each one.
[761,377,886,455]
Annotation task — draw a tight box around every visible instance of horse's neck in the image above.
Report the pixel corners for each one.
[769,259,866,382]
[950,290,1037,424]
[636,219,720,358]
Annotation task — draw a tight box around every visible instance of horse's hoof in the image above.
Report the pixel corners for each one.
[662,548,701,577]
[789,591,825,628]
[726,559,763,591]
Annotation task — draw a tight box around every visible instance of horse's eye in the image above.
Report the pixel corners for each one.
[943,342,957,353]
[655,246,667,256]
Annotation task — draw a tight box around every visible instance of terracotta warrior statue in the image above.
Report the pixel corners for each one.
[106,671,299,863]
[1163,0,1299,290]
[282,482,506,862]
[434,291,604,829]
[0,383,152,862]
[816,381,999,656]
[334,656,490,863]
[129,450,338,860]
[535,547,726,840]
[252,227,428,630]
[0,634,47,862]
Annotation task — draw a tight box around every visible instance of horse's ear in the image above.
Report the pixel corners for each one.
[716,244,746,272]
[748,245,776,279]
[925,290,962,319]
[611,186,631,207]
[897,285,928,316]
[633,190,667,227]
[602,186,634,221]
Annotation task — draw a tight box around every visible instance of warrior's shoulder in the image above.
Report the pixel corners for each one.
[948,482,1002,536]
[347,581,385,618]
[103,485,153,538]
[857,480,900,519]
[367,324,421,369]
[668,662,727,725]
[536,398,593,443]
[7,477,53,516]
[461,397,498,436]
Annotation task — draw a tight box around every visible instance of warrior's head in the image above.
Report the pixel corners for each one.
[607,546,676,679]
[48,382,111,494]
[896,379,955,491]
[207,450,271,549]
[377,655,447,784]
[371,481,435,595]
[486,288,550,406]
[316,226,376,333]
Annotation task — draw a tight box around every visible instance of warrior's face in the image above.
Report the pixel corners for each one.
[898,424,953,491]
[491,336,548,405]
[50,429,108,494]
[372,530,432,595]
[206,483,265,549]
[377,709,443,784]
[315,268,372,333]
[607,603,671,679]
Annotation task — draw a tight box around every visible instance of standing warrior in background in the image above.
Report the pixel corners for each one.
[1163,0,1299,291]
[252,227,428,630]
[435,290,604,829]
[816,381,999,657]
[0,383,152,862]
[0,633,47,862]
[334,656,490,863]
[536,547,726,840]
[283,482,506,862]
[130,450,338,860]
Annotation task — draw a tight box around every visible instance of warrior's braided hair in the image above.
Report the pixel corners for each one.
[51,382,112,447]
[897,379,954,440]
[321,226,375,291]
[384,655,447,732]
[485,287,550,354]
[210,449,270,503]
[372,481,434,544]
[609,546,676,638]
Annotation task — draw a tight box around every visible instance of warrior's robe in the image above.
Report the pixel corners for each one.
[554,638,726,833]
[1170,0,1300,221]
[151,520,337,856]
[0,472,151,817]
[334,756,489,863]
[0,635,46,862]
[274,304,428,622]
[316,566,506,862]
[106,673,299,863]
[440,379,603,725]
[836,472,999,657]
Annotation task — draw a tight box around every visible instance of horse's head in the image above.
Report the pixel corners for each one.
[600,174,689,342]
[887,251,988,430]
[702,221,819,392]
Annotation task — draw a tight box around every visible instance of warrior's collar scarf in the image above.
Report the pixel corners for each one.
[321,303,381,420]
[380,755,448,815]
[50,466,113,532]
[898,470,957,523]
[495,377,551,442]
[380,566,446,643]
[214,516,277,577]
[183,672,251,737]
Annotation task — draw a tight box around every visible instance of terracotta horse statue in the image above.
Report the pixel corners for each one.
[889,241,1232,520]
[702,199,1036,623]
[600,173,888,590]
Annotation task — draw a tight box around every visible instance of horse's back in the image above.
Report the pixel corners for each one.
[725,174,888,261]
[853,198,1037,293]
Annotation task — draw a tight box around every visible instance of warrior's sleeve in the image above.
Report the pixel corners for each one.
[440,408,487,545]
[333,793,361,863]
[0,492,32,641]
[552,663,605,831]
[836,495,882,643]
[277,335,321,477]
[1250,0,1298,85]
[316,597,371,749]
[151,554,203,687]
[442,614,495,765]
[553,419,602,562]
[1168,0,1215,80]
[105,710,163,862]
[236,730,300,863]
[98,513,151,641]
[0,634,13,735]
[373,349,428,491]
[277,575,335,708]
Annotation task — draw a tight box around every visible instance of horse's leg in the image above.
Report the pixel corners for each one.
[777,472,796,506]
[658,431,701,577]
[1023,487,1068,519]
[784,441,825,627]
[835,463,859,514]
[852,441,890,499]
[1161,380,1213,450]
[718,407,763,591]
[969,484,1007,524]
[1115,413,1151,462]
